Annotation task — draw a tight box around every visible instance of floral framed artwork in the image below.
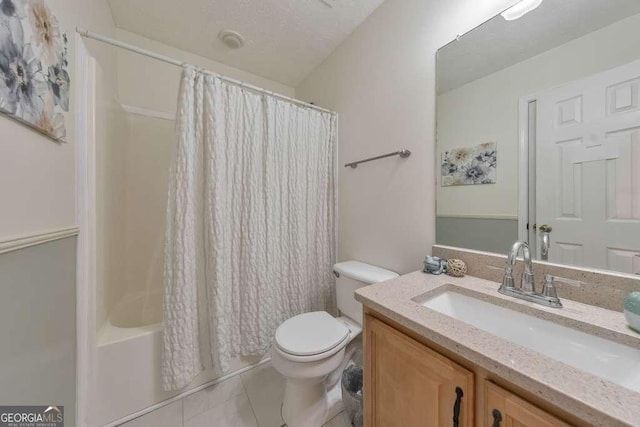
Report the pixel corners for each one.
[0,0,70,141]
[441,142,497,186]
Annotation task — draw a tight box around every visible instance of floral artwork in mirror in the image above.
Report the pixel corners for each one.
[441,142,497,186]
[0,0,70,141]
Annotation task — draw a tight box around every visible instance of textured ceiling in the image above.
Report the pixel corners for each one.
[437,0,640,94]
[108,0,386,87]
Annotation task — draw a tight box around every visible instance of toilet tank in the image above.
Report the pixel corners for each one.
[333,261,399,325]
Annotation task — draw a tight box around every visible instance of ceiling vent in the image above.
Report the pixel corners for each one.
[218,30,245,49]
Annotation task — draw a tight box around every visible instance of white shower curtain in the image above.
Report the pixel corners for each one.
[162,67,337,390]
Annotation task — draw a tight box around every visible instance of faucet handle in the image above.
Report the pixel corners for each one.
[544,274,584,287]
[489,265,516,291]
[541,274,584,307]
[541,274,561,305]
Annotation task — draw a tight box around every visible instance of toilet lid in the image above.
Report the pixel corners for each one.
[275,311,350,357]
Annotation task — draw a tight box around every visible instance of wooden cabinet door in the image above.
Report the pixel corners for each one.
[364,315,474,427]
[485,382,572,427]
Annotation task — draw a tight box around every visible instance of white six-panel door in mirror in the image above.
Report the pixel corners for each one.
[535,59,640,274]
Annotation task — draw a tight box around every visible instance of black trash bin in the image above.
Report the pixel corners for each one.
[341,350,363,427]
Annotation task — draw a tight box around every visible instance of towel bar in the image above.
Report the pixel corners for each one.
[345,150,411,169]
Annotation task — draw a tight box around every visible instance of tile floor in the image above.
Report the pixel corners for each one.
[119,362,352,427]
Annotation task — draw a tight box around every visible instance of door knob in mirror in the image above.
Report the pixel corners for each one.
[539,225,552,261]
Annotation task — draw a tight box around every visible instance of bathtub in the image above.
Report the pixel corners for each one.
[94,291,265,426]
[94,291,173,425]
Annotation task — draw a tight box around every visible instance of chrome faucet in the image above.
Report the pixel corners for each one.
[494,241,583,309]
[500,241,536,294]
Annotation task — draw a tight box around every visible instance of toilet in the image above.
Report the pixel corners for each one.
[271,261,399,427]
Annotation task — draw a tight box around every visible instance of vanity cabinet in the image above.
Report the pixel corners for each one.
[364,315,474,426]
[364,312,574,427]
[485,382,570,427]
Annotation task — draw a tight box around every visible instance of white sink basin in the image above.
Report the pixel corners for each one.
[421,291,640,394]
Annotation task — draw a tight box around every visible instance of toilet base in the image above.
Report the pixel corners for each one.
[281,376,344,427]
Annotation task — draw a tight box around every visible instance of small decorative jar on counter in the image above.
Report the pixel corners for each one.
[624,292,640,333]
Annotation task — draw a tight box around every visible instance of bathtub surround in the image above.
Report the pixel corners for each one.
[99,111,172,329]
[163,67,338,389]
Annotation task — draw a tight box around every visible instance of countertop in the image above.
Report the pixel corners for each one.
[355,271,640,427]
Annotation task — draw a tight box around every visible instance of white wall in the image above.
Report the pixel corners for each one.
[437,12,640,218]
[0,0,117,239]
[296,0,518,274]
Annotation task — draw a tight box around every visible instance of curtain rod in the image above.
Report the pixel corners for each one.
[75,27,337,116]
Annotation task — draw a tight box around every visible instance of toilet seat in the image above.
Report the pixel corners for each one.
[275,311,350,361]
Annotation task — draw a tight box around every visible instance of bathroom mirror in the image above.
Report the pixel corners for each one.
[435,0,640,275]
